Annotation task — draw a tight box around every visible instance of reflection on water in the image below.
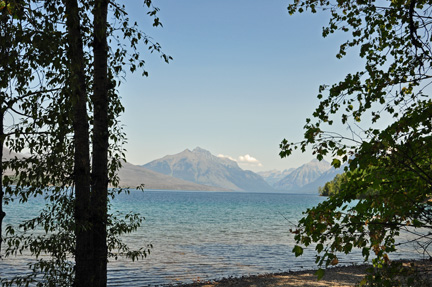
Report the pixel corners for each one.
[0,190,426,286]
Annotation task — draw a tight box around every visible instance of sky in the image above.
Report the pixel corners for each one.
[117,0,365,172]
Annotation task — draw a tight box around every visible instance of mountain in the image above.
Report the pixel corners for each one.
[298,164,346,193]
[117,162,224,191]
[2,147,24,160]
[2,147,25,176]
[2,147,222,191]
[142,147,274,192]
[273,159,331,192]
[257,169,295,186]
[3,147,341,193]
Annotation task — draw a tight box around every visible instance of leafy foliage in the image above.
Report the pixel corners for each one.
[318,173,346,196]
[1,0,170,285]
[319,171,376,198]
[281,0,432,284]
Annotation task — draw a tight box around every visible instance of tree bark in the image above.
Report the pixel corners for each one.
[64,1,93,286]
[92,0,109,286]
[0,2,10,258]
[0,108,5,257]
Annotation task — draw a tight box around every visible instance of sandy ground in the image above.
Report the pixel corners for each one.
[178,260,432,287]
[178,265,368,287]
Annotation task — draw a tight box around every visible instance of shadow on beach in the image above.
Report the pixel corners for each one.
[178,260,432,287]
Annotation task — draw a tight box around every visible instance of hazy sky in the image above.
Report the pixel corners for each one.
[118,0,364,171]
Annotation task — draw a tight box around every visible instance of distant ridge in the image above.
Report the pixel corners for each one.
[2,147,25,176]
[2,147,223,192]
[142,147,274,192]
[117,161,225,191]
[272,159,331,192]
[297,164,346,193]
[3,147,343,193]
[2,147,24,161]
[257,169,295,186]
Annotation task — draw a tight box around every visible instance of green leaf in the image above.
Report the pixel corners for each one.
[331,158,341,168]
[282,1,432,285]
[292,245,304,257]
[316,268,325,280]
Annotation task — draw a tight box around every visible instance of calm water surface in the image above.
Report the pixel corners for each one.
[0,190,425,286]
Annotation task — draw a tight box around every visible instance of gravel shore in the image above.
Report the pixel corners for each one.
[178,260,432,287]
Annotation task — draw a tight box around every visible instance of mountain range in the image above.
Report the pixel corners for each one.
[1,147,223,191]
[142,147,274,192]
[256,169,294,186]
[2,147,344,193]
[117,161,224,191]
[272,159,331,191]
[296,166,345,193]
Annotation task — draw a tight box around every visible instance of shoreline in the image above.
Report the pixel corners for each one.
[176,259,432,287]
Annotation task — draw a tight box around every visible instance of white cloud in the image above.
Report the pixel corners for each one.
[238,154,260,164]
[219,153,263,167]
[217,154,236,161]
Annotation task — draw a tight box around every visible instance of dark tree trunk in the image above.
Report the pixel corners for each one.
[0,3,10,258]
[92,0,109,286]
[0,108,5,256]
[64,1,93,286]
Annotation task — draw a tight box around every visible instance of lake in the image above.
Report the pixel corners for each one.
[0,190,425,286]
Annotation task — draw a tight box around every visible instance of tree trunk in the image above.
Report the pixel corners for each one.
[64,1,93,286]
[0,3,10,258]
[92,0,109,286]
[0,108,5,256]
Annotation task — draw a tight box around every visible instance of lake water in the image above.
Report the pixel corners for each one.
[0,190,426,286]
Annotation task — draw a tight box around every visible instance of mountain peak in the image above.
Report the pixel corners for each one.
[143,148,274,192]
[192,147,211,154]
[273,159,331,191]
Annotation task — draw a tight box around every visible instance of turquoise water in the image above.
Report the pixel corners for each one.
[0,190,425,286]
[108,190,327,286]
